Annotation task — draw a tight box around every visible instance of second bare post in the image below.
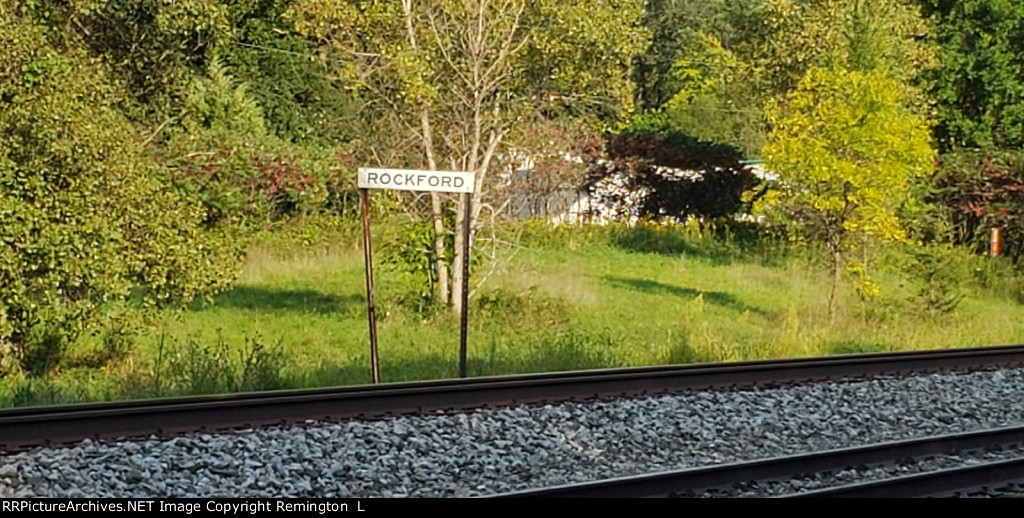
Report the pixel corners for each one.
[459,193,472,378]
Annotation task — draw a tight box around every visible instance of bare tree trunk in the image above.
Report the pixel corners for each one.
[423,0,521,312]
[430,193,449,305]
[828,246,842,323]
[453,2,485,316]
[421,109,449,306]
[404,0,449,305]
[452,197,469,315]
[828,189,854,324]
[451,120,479,315]
[452,131,502,314]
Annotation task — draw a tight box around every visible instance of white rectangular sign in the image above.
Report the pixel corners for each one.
[358,168,475,194]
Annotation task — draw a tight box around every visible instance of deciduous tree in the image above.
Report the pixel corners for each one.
[762,67,935,320]
[633,0,934,157]
[921,0,1024,150]
[287,0,648,312]
[0,10,237,375]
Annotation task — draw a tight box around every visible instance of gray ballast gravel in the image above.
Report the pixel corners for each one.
[2,367,1024,498]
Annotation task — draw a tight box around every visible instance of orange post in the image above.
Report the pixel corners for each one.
[991,227,1003,257]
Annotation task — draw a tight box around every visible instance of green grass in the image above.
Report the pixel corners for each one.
[5,222,1024,406]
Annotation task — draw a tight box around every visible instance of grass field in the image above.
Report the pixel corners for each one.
[5,222,1024,406]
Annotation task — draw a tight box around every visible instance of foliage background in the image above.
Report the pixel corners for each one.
[4,0,1024,399]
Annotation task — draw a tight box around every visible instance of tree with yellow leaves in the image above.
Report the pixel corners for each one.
[762,66,935,320]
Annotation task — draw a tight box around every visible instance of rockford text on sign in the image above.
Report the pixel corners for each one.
[357,168,474,194]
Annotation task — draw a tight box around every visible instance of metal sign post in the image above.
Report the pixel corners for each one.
[357,168,476,384]
[459,192,472,378]
[358,188,380,384]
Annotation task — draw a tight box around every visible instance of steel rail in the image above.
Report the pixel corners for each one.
[2,344,1024,451]
[494,424,1024,498]
[786,458,1024,498]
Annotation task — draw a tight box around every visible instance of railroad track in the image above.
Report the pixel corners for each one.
[792,457,1024,498]
[2,345,1024,452]
[495,425,1024,498]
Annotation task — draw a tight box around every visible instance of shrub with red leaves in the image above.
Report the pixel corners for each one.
[163,135,342,228]
[932,149,1024,261]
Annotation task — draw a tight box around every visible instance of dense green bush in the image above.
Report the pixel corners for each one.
[905,245,968,316]
[222,0,364,145]
[0,12,237,375]
[379,219,454,303]
[21,0,231,122]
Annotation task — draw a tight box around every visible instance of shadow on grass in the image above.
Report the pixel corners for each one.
[4,330,733,407]
[607,224,791,267]
[206,286,365,315]
[609,226,735,264]
[824,340,892,356]
[604,276,771,317]
[289,331,622,387]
